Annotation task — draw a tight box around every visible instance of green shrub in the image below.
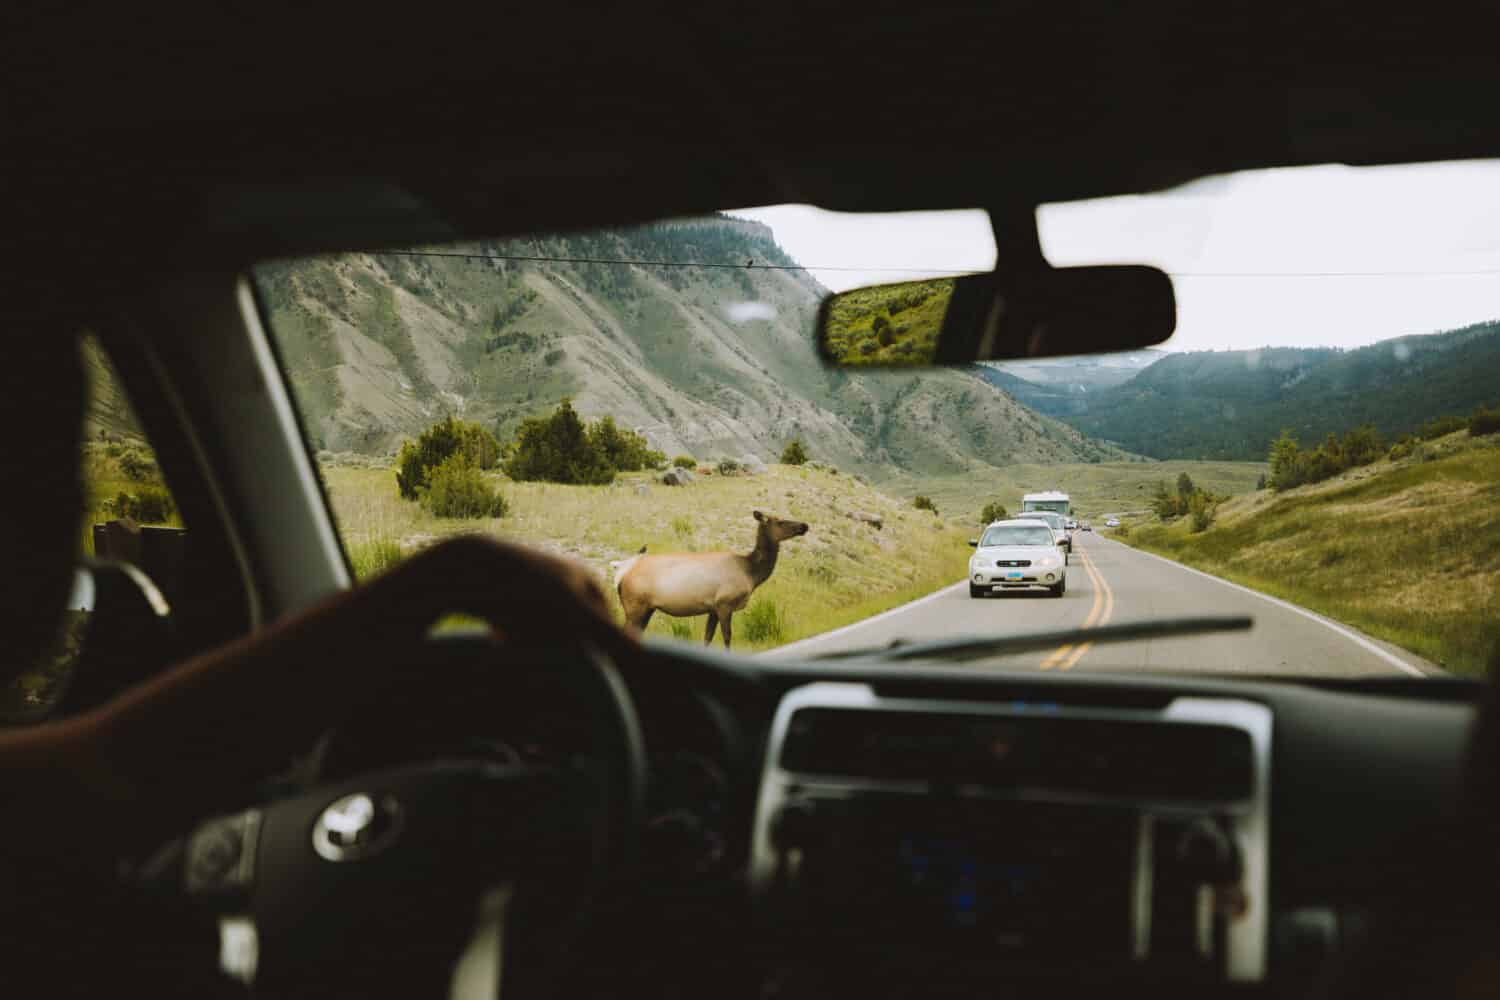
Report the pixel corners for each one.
[670,620,694,640]
[780,439,809,465]
[672,455,697,469]
[1268,424,1387,492]
[419,454,509,519]
[103,443,123,459]
[1188,492,1216,533]
[105,487,174,523]
[118,449,156,482]
[588,416,664,471]
[740,597,785,643]
[1420,414,1469,440]
[717,459,741,476]
[348,537,405,579]
[1388,437,1416,461]
[504,400,615,485]
[543,348,566,366]
[913,495,938,514]
[1470,406,1500,437]
[979,500,1008,524]
[671,516,693,538]
[395,416,503,499]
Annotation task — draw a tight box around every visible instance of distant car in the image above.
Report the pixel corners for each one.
[1106,517,1121,528]
[968,519,1067,597]
[1066,519,1079,530]
[1081,522,1092,532]
[1015,511,1071,557]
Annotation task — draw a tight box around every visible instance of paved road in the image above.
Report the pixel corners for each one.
[766,532,1438,677]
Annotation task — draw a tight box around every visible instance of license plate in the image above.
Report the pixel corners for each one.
[1006,571,1024,580]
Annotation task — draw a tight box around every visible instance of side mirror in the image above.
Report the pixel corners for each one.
[968,539,978,547]
[816,265,1175,367]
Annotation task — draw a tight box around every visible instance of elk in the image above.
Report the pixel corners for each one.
[613,510,809,648]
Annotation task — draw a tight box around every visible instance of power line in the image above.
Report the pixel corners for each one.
[368,248,1500,279]
[371,248,960,275]
[1170,268,1500,278]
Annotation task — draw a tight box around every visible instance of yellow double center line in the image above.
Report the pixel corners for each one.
[1039,548,1115,671]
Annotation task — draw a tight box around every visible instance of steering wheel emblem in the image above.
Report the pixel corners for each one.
[313,793,403,862]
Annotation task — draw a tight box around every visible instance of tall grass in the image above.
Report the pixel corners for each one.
[348,536,405,579]
[739,598,786,643]
[1117,441,1500,677]
[320,463,972,651]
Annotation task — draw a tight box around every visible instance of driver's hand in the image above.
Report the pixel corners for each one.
[388,533,637,658]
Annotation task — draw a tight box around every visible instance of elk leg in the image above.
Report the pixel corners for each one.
[629,608,654,632]
[720,613,732,649]
[704,615,718,645]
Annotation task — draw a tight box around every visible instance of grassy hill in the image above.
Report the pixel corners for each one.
[81,337,146,445]
[1052,321,1500,460]
[321,460,971,652]
[1111,431,1500,676]
[880,459,1266,528]
[254,215,1134,480]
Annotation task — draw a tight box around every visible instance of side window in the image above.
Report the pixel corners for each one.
[0,337,182,720]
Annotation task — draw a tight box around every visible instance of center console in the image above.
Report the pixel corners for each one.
[749,682,1271,991]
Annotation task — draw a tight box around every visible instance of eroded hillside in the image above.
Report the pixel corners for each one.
[254,215,1130,476]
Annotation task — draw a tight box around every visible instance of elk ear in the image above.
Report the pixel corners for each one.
[753,510,765,522]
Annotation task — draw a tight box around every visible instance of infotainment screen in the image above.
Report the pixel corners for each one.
[896,836,1049,934]
[790,795,1137,960]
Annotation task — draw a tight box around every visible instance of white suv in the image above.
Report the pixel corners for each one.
[1016,511,1071,557]
[968,520,1068,598]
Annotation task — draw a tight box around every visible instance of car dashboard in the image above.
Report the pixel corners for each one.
[608,639,1474,999]
[293,634,1478,999]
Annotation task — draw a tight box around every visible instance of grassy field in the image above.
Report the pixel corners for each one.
[878,460,1267,528]
[321,460,972,652]
[79,442,183,554]
[1110,433,1500,677]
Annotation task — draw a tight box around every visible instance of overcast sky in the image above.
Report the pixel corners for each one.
[729,160,1500,353]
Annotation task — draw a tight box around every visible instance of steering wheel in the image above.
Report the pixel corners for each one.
[159,640,646,998]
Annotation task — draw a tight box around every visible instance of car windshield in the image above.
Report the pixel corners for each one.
[980,526,1055,547]
[256,159,1500,681]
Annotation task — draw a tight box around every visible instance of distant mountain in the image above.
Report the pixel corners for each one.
[1044,323,1500,459]
[973,350,1167,417]
[253,215,1133,477]
[991,349,1166,385]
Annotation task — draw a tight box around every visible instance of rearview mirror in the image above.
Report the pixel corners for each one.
[968,539,978,547]
[816,265,1175,367]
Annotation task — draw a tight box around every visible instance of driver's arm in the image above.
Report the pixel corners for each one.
[0,535,637,857]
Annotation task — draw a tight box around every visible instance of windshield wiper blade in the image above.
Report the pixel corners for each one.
[807,616,1254,664]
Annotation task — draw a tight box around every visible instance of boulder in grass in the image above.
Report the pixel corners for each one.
[740,455,768,475]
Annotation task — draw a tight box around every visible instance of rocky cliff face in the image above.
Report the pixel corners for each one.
[254,214,1129,474]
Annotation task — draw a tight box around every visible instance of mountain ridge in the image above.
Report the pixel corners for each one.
[1013,321,1500,460]
[255,215,1136,477]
